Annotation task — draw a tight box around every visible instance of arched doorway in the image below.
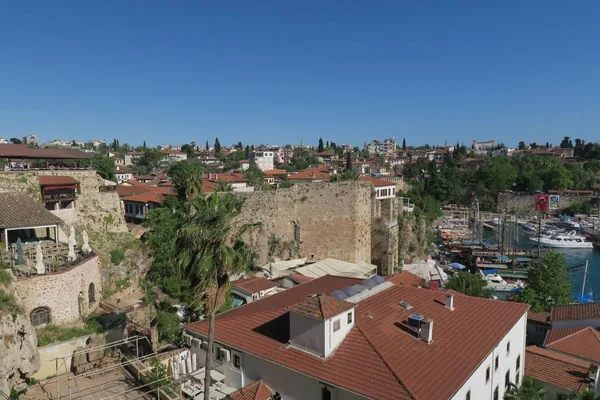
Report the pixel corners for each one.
[30,307,51,327]
[88,283,96,305]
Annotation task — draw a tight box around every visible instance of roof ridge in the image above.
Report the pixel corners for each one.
[318,295,326,319]
[547,327,587,346]
[355,323,416,399]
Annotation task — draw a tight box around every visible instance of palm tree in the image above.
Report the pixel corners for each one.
[177,193,259,400]
[568,389,600,400]
[504,377,547,399]
[214,180,233,192]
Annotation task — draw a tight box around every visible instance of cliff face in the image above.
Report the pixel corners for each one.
[398,213,430,264]
[0,272,40,398]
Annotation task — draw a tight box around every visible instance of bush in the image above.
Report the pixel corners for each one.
[0,289,20,315]
[155,311,181,343]
[0,269,12,285]
[36,317,105,347]
[110,249,125,265]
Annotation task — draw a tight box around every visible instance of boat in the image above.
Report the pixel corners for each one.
[480,271,525,292]
[529,231,594,249]
[523,222,537,232]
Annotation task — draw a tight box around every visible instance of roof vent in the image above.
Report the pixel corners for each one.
[398,301,413,310]
[446,294,455,311]
[407,314,424,328]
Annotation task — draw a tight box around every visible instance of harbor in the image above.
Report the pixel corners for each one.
[435,207,600,302]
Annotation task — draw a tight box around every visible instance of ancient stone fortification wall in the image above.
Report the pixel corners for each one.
[497,193,596,215]
[371,198,401,275]
[15,255,102,326]
[239,182,373,266]
[0,170,127,235]
[0,272,39,398]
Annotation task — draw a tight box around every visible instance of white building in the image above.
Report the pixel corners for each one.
[185,275,528,400]
[23,134,40,146]
[0,138,8,144]
[230,276,280,308]
[359,176,397,200]
[249,151,274,171]
[115,166,133,183]
[472,139,496,151]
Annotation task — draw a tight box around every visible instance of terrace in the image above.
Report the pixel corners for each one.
[0,143,93,171]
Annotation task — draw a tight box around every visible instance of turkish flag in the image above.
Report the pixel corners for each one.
[536,194,549,211]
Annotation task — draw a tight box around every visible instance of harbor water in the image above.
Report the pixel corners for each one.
[485,224,599,301]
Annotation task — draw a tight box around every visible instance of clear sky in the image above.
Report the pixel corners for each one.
[1,1,599,148]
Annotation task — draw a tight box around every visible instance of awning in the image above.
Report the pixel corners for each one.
[43,185,78,190]
[448,262,467,270]
[481,269,499,275]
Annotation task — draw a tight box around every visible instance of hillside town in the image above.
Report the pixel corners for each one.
[0,133,600,400]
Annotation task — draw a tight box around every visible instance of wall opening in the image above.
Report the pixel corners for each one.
[30,307,51,327]
[88,283,96,305]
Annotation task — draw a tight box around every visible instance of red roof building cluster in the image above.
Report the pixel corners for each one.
[228,380,273,400]
[231,276,279,296]
[525,346,591,393]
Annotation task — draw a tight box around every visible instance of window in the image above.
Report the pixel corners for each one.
[495,355,499,371]
[233,354,241,369]
[333,319,341,332]
[347,312,353,324]
[493,386,499,400]
[516,373,520,385]
[506,341,510,354]
[321,387,332,400]
[215,347,222,361]
[516,355,521,372]
[88,283,96,305]
[486,366,491,383]
[30,307,51,327]
[465,390,471,400]
[505,370,510,389]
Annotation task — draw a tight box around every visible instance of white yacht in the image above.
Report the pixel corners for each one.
[529,231,593,249]
[481,273,524,292]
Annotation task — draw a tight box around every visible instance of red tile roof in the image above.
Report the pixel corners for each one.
[39,175,80,186]
[527,311,551,325]
[525,346,590,392]
[228,380,273,400]
[231,276,279,296]
[206,173,248,183]
[544,327,586,346]
[116,184,150,198]
[545,327,600,363]
[186,276,528,400]
[287,273,315,285]
[122,192,165,205]
[124,179,176,195]
[552,303,600,322]
[287,170,330,181]
[289,294,354,320]
[263,169,287,176]
[385,271,425,287]
[0,144,93,159]
[359,175,396,188]
[317,151,335,157]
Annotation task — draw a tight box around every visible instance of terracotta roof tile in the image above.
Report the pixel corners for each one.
[544,327,586,346]
[525,346,590,392]
[0,144,93,159]
[552,303,600,321]
[228,380,273,400]
[527,311,551,325]
[358,175,396,188]
[122,192,165,204]
[231,277,279,296]
[116,184,150,198]
[39,175,80,186]
[385,271,425,287]
[186,276,528,400]
[0,193,64,229]
[287,170,330,181]
[545,327,600,363]
[287,273,314,284]
[123,179,176,195]
[289,294,354,320]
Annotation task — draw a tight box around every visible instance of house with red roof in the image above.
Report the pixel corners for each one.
[184,275,528,400]
[350,161,370,174]
[205,172,253,192]
[316,151,337,164]
[115,165,133,183]
[122,191,166,221]
[230,276,280,307]
[358,175,396,199]
[287,169,330,183]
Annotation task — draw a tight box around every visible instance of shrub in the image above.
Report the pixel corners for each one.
[0,289,20,315]
[110,249,125,265]
[155,311,181,343]
[36,317,104,346]
[0,269,12,285]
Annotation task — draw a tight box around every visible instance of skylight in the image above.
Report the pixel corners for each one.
[398,301,413,310]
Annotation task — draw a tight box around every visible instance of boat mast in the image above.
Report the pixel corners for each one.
[582,259,589,298]
[537,213,542,257]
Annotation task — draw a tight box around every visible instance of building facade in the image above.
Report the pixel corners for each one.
[249,151,275,171]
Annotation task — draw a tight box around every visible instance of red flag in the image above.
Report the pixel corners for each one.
[536,194,549,211]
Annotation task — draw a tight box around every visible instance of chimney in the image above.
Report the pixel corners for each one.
[446,293,455,311]
[420,318,433,344]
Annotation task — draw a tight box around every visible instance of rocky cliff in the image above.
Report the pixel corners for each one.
[0,271,40,398]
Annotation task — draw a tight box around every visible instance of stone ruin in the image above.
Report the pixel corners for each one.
[70,335,121,375]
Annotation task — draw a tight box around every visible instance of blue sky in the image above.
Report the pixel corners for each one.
[1,1,599,147]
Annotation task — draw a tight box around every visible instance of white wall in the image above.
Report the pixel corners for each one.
[450,313,527,400]
[326,309,354,356]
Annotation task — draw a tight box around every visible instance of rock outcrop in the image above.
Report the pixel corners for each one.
[0,271,40,398]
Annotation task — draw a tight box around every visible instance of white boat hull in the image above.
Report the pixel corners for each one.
[529,237,594,249]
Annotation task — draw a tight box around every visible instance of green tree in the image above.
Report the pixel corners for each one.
[318,138,324,153]
[513,252,572,312]
[176,193,258,400]
[214,138,221,153]
[205,140,209,151]
[567,388,600,400]
[215,180,233,192]
[167,160,204,200]
[402,138,407,150]
[244,145,250,159]
[9,138,22,144]
[181,143,196,159]
[92,154,116,181]
[345,152,352,171]
[518,141,526,150]
[444,272,492,298]
[504,376,547,399]
[244,163,265,189]
[132,151,163,175]
[560,136,574,148]
[143,140,147,150]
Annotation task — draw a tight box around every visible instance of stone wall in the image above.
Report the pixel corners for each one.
[371,198,401,275]
[497,193,597,215]
[15,255,102,326]
[239,182,377,269]
[0,170,127,237]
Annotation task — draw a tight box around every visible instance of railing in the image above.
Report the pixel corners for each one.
[4,242,77,276]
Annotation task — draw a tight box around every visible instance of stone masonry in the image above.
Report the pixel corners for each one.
[15,255,102,326]
[239,182,401,274]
